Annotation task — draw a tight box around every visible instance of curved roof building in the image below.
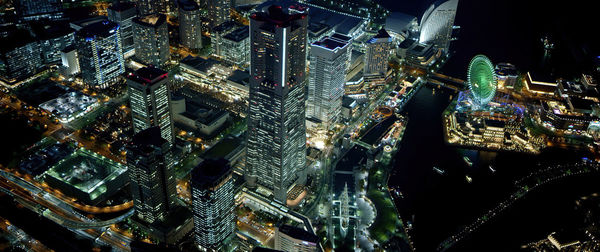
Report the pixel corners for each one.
[419,0,458,52]
[467,55,497,107]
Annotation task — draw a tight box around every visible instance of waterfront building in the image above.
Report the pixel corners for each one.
[364,29,392,78]
[135,0,166,15]
[419,0,459,52]
[246,5,309,203]
[307,36,350,129]
[108,1,137,58]
[127,66,175,144]
[14,0,63,21]
[274,224,319,252]
[76,20,125,89]
[133,14,170,66]
[191,158,235,251]
[178,0,203,50]
[126,127,177,223]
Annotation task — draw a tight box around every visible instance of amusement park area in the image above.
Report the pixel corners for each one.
[442,55,600,155]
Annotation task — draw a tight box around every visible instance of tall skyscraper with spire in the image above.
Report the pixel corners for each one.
[245,5,308,203]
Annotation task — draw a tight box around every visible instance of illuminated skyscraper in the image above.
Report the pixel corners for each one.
[14,0,62,21]
[127,66,175,144]
[76,20,125,89]
[307,36,349,129]
[191,158,235,251]
[135,0,166,15]
[108,1,137,58]
[364,28,392,78]
[133,14,170,66]
[126,127,177,224]
[206,0,231,27]
[178,0,203,50]
[246,5,308,202]
[419,0,459,52]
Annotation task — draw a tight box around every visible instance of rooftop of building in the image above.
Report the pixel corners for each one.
[201,135,244,160]
[312,36,348,51]
[134,13,166,27]
[223,26,249,42]
[212,20,240,33]
[342,96,357,108]
[0,26,37,52]
[131,127,167,150]
[373,28,391,39]
[398,38,417,49]
[31,21,75,40]
[180,55,219,73]
[178,0,200,11]
[77,20,120,39]
[330,33,352,42]
[278,224,319,243]
[108,1,136,12]
[227,70,250,85]
[251,4,307,26]
[191,158,232,190]
[385,12,416,35]
[127,66,168,85]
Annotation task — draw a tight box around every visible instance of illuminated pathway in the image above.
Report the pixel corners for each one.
[437,161,600,251]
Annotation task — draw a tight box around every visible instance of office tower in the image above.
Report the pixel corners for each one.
[211,21,238,58]
[14,0,63,21]
[76,20,125,89]
[133,14,170,66]
[126,127,177,223]
[0,29,42,82]
[307,36,349,129]
[330,33,353,73]
[191,158,235,251]
[108,1,137,58]
[246,5,308,203]
[127,66,175,144]
[363,28,392,77]
[274,225,320,252]
[206,0,231,27]
[221,26,250,67]
[135,0,166,15]
[178,0,203,50]
[419,0,459,52]
[33,23,75,65]
[60,46,80,76]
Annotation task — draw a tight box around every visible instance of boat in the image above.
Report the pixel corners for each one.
[489,165,496,173]
[463,156,473,167]
[465,175,473,183]
[433,166,446,175]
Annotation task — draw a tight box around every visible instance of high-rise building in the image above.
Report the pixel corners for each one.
[135,0,166,15]
[307,36,349,129]
[419,0,459,52]
[60,46,80,76]
[76,20,125,89]
[363,28,392,77]
[211,21,238,58]
[330,33,353,73]
[274,225,320,252]
[32,23,76,65]
[126,127,177,224]
[246,5,308,203]
[221,26,250,67]
[14,0,63,21]
[206,0,231,27]
[133,14,170,66]
[0,29,42,83]
[108,1,137,58]
[178,0,203,50]
[191,158,235,251]
[127,66,175,144]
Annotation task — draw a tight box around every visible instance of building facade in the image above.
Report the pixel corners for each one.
[275,225,320,252]
[126,127,177,224]
[178,0,203,50]
[206,0,231,27]
[0,32,42,82]
[246,5,308,202]
[419,0,459,52]
[221,26,250,67]
[307,36,349,128]
[191,158,235,251]
[133,14,170,66]
[135,0,166,15]
[76,20,125,89]
[108,1,137,58]
[364,28,392,77]
[127,66,175,144]
[14,0,62,21]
